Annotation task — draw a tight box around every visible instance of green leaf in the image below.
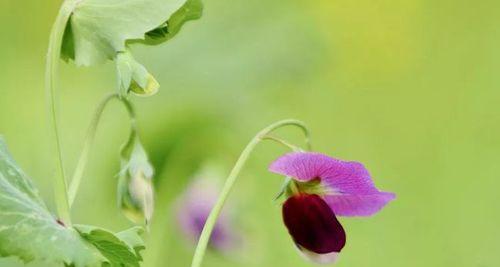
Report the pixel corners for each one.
[62,0,187,66]
[74,225,145,267]
[116,227,146,261]
[0,137,148,267]
[0,137,106,267]
[116,50,159,97]
[142,0,203,45]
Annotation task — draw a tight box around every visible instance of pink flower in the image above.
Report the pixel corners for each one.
[270,152,395,264]
[176,177,236,251]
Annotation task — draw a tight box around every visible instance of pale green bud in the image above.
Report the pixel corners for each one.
[116,50,159,98]
[118,135,154,225]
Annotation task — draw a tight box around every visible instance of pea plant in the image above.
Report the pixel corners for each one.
[0,0,395,266]
[0,0,202,266]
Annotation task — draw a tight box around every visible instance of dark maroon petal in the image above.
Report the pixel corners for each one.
[282,194,346,254]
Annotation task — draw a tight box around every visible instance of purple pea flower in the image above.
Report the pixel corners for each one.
[270,152,395,264]
[176,177,236,251]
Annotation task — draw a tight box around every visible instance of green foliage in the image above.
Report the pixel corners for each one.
[61,0,186,66]
[115,227,146,261]
[75,225,145,267]
[0,138,105,266]
[0,137,146,267]
[60,0,203,97]
[143,0,203,45]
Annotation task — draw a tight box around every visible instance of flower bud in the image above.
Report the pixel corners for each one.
[118,135,154,225]
[116,50,159,97]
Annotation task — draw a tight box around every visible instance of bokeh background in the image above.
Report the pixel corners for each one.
[1,0,500,266]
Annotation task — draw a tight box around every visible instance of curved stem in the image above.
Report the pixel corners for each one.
[121,97,138,132]
[190,119,310,267]
[68,93,137,206]
[45,0,75,225]
[261,135,303,152]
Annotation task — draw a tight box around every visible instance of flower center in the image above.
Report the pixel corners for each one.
[287,178,331,197]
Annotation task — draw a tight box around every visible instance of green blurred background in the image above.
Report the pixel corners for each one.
[1,0,500,266]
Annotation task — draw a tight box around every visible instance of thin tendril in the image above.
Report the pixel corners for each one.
[190,119,311,267]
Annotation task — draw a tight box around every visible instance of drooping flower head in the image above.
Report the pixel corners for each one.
[118,135,154,225]
[176,175,237,251]
[270,152,395,264]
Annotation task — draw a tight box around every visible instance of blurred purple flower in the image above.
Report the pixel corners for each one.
[176,177,236,251]
[270,152,395,264]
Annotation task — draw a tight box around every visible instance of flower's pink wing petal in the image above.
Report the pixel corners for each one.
[323,192,395,217]
[269,152,340,182]
[269,152,382,194]
[270,152,396,217]
[320,160,382,194]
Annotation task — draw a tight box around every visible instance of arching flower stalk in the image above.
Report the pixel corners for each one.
[190,119,395,267]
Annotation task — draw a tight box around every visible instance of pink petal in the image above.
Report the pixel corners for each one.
[323,192,396,216]
[270,152,396,217]
[270,152,378,194]
[269,152,339,181]
[175,177,236,251]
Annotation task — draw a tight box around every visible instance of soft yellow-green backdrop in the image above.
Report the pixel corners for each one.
[1,0,499,266]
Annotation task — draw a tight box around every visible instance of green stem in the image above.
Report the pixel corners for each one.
[190,119,310,267]
[68,93,131,206]
[45,0,75,225]
[261,135,304,152]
